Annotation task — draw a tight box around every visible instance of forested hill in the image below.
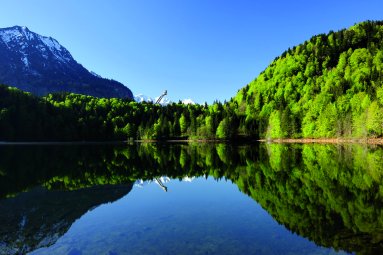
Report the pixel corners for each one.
[233,20,383,138]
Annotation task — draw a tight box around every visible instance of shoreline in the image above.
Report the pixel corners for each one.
[258,138,383,144]
[1,138,383,145]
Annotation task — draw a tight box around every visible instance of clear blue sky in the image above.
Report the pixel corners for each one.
[1,1,383,103]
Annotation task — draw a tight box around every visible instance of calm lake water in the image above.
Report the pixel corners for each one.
[1,142,382,254]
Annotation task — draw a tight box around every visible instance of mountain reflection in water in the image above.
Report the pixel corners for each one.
[0,143,382,254]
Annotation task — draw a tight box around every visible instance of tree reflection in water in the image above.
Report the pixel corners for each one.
[0,142,382,254]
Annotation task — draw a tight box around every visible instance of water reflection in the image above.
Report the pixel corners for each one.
[0,143,382,254]
[0,185,133,254]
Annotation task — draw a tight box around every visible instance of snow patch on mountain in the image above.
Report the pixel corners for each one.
[0,26,72,63]
[0,28,23,44]
[134,94,154,103]
[0,26,34,47]
[40,36,71,62]
[181,99,195,105]
[90,71,102,78]
[40,37,61,52]
[21,26,34,40]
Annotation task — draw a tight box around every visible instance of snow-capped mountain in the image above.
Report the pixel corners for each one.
[0,26,133,98]
[134,94,195,105]
[181,99,195,105]
[134,94,155,103]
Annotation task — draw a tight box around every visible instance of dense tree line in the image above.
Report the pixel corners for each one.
[0,85,241,141]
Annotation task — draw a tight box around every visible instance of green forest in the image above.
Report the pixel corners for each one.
[0,85,237,141]
[233,20,383,138]
[1,20,383,141]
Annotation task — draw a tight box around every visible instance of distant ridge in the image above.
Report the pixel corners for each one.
[0,26,133,98]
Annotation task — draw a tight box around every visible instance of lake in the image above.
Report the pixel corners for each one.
[1,142,382,254]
